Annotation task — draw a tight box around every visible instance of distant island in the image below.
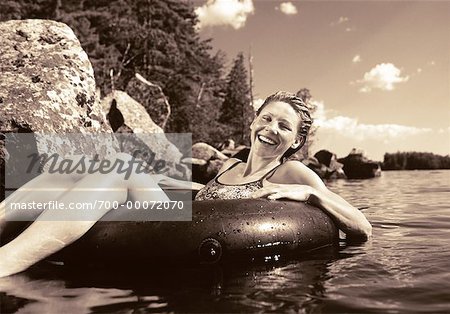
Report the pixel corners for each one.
[382,152,450,170]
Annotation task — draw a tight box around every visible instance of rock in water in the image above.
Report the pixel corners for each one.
[0,20,118,200]
[338,149,381,179]
[313,150,346,180]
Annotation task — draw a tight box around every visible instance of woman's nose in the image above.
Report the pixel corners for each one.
[264,122,278,134]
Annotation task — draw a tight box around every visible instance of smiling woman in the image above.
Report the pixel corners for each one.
[195,91,372,238]
[0,91,371,278]
[251,92,311,161]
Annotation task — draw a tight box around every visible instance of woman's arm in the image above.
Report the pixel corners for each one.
[308,186,372,239]
[252,161,372,239]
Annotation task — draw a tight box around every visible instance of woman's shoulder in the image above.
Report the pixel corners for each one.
[277,159,313,176]
[223,157,242,166]
[270,159,324,186]
[217,158,242,175]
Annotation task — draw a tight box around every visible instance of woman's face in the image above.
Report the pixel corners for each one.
[250,101,301,160]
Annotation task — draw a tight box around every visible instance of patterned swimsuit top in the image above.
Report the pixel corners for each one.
[195,161,281,201]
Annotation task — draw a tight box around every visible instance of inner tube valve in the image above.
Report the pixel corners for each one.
[198,238,222,263]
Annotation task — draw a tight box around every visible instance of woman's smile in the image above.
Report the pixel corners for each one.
[251,101,301,158]
[257,134,277,145]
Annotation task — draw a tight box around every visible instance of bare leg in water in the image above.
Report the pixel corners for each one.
[0,153,176,277]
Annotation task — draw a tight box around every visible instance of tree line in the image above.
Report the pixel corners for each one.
[382,152,450,170]
[0,0,250,145]
[0,0,316,155]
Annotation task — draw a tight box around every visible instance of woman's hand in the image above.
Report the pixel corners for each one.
[157,174,205,191]
[251,182,314,202]
[250,161,372,239]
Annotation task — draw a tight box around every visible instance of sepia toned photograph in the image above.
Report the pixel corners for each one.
[0,0,449,313]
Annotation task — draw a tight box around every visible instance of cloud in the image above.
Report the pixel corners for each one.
[310,100,327,122]
[438,127,450,134]
[277,2,298,15]
[352,55,361,63]
[330,16,349,26]
[353,63,409,92]
[320,117,431,141]
[338,16,349,24]
[311,100,445,160]
[330,16,355,31]
[311,100,432,142]
[195,0,254,30]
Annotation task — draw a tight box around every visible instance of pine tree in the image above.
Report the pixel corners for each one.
[0,0,227,143]
[219,52,250,145]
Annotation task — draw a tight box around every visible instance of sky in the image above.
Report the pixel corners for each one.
[193,0,449,161]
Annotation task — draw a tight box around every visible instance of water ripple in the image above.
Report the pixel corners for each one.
[1,170,449,313]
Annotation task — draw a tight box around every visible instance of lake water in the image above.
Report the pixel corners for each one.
[1,170,449,313]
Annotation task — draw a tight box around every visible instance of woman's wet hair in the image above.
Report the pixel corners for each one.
[256,91,313,158]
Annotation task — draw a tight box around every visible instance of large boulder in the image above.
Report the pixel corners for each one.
[102,90,163,134]
[102,91,190,180]
[125,73,171,129]
[219,139,250,160]
[314,150,334,167]
[314,149,345,179]
[0,19,113,135]
[187,142,228,184]
[0,20,118,199]
[302,150,346,180]
[192,142,228,161]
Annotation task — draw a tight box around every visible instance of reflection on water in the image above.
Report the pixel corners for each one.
[0,273,163,313]
[1,170,450,313]
[0,251,337,313]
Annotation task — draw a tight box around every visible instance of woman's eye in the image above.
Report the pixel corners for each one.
[280,124,291,131]
[262,116,270,121]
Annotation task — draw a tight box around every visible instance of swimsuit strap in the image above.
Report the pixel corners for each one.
[215,160,242,182]
[215,160,282,185]
[260,162,283,182]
